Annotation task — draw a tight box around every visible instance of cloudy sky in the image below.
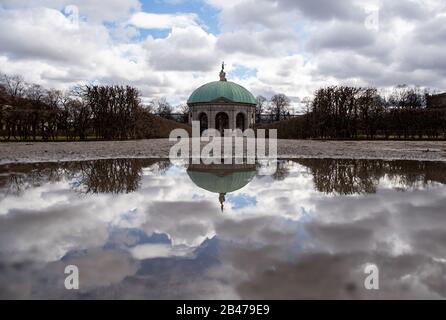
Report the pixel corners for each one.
[1,0,446,109]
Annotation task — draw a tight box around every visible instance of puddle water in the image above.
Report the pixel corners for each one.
[1,159,446,299]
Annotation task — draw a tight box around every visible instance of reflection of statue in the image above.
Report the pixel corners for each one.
[187,163,256,211]
[218,193,226,212]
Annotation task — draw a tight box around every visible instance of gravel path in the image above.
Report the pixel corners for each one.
[1,139,446,164]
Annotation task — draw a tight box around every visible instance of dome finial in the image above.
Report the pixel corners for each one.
[219,61,227,81]
[219,192,226,212]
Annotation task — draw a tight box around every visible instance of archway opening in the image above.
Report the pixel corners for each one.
[236,113,245,131]
[199,112,208,135]
[215,112,229,136]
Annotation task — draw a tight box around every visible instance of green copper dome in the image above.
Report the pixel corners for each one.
[187,81,256,105]
[187,169,256,194]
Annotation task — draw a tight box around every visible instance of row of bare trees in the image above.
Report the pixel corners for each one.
[309,85,446,139]
[146,97,190,123]
[82,85,140,140]
[255,93,292,122]
[264,85,446,139]
[0,74,144,141]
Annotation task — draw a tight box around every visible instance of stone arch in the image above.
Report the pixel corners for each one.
[236,112,246,131]
[198,112,208,134]
[215,112,229,135]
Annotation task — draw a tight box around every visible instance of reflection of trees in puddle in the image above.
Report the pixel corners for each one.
[1,158,446,197]
[254,160,290,181]
[0,159,169,195]
[295,159,446,195]
[0,162,66,195]
[71,159,154,194]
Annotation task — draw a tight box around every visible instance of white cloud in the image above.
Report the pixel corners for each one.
[0,0,141,22]
[129,243,194,259]
[129,11,200,29]
[147,26,217,71]
[0,7,111,64]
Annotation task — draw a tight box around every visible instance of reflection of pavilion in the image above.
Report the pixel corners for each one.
[187,163,256,211]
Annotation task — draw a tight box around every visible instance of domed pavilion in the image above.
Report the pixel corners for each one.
[187,63,256,134]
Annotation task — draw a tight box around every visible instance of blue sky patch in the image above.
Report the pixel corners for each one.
[227,193,257,209]
[228,65,257,80]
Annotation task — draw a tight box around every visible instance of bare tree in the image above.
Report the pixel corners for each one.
[388,85,425,109]
[301,97,312,113]
[1,74,27,97]
[25,84,46,103]
[269,93,290,122]
[179,104,190,123]
[141,103,154,114]
[80,85,141,140]
[151,98,173,119]
[255,95,267,122]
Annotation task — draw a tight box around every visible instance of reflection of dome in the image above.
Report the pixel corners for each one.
[187,164,256,211]
[187,81,256,105]
[187,169,256,193]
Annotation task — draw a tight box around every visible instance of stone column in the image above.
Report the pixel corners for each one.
[247,108,253,127]
[229,107,236,130]
[209,106,216,129]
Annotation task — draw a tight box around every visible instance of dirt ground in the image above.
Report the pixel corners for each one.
[1,139,446,164]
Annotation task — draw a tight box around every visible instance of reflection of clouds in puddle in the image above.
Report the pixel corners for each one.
[1,159,446,299]
[0,202,109,263]
[129,243,195,260]
[226,193,257,209]
[142,200,219,246]
[0,180,72,215]
[58,250,139,290]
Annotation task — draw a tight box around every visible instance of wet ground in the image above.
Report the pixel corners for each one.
[1,158,446,299]
[1,139,446,164]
